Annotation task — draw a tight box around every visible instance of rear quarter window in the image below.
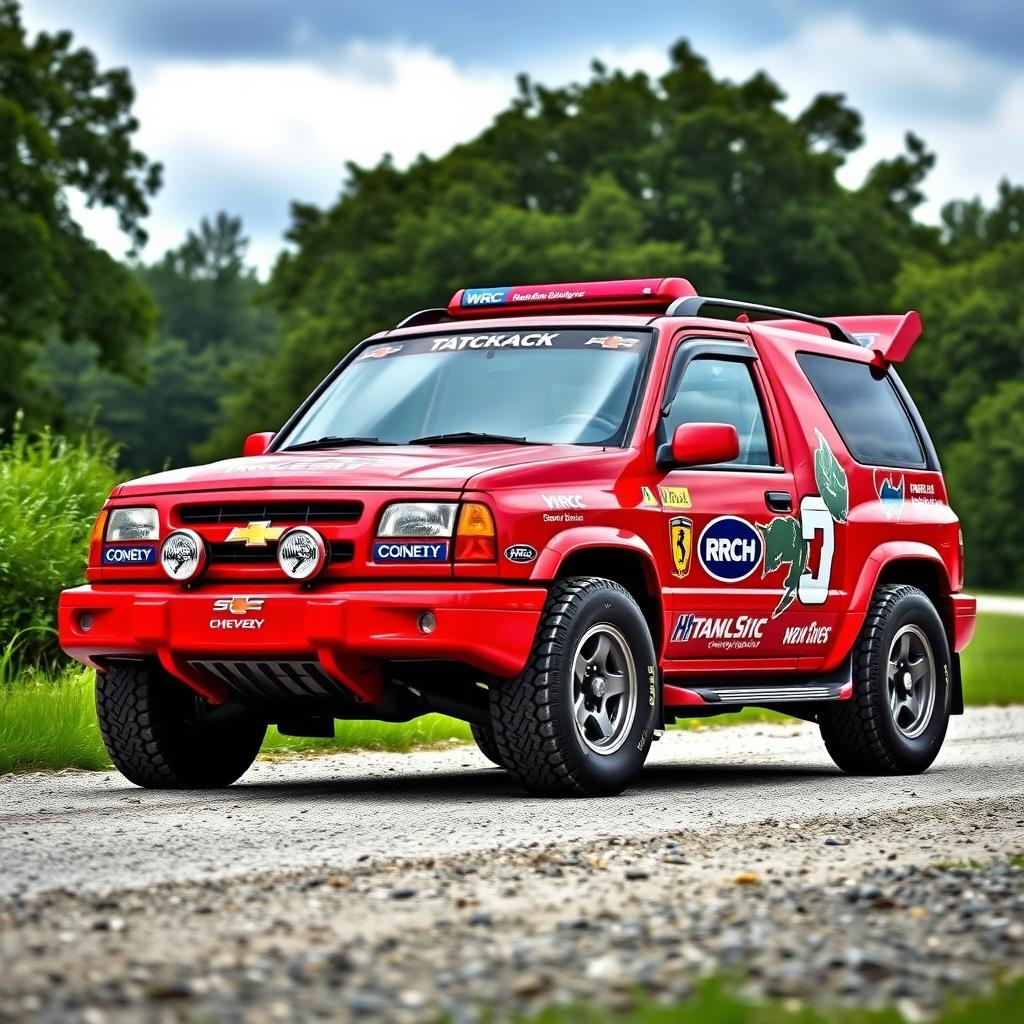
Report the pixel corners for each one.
[797,353,926,468]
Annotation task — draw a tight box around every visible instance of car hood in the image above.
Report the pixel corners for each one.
[112,444,607,497]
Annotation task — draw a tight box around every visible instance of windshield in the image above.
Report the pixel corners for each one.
[278,329,653,448]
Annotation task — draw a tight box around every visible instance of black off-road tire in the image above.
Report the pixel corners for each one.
[819,584,951,775]
[470,722,505,768]
[489,577,659,797]
[96,661,266,788]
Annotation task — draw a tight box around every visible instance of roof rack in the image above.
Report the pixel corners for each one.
[666,295,857,346]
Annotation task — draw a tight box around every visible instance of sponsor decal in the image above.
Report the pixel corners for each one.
[102,544,157,565]
[209,596,265,630]
[874,469,905,521]
[910,481,940,506]
[358,344,403,360]
[669,516,693,579]
[782,620,832,646]
[504,544,537,564]
[640,486,658,507]
[429,332,558,352]
[671,613,767,651]
[658,486,691,509]
[542,494,586,510]
[223,457,375,473]
[585,335,639,350]
[372,541,450,563]
[461,287,511,307]
[225,520,284,547]
[757,429,848,618]
[698,516,764,583]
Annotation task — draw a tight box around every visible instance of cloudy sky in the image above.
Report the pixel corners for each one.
[19,0,1024,274]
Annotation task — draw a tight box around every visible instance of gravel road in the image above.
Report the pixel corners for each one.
[2,708,1023,1022]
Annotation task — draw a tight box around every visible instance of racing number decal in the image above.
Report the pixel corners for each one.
[796,496,834,607]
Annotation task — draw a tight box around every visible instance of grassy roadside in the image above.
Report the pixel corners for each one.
[0,611,1019,773]
[518,975,1024,1024]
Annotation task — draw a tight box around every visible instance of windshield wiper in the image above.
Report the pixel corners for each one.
[408,431,535,446]
[282,435,390,452]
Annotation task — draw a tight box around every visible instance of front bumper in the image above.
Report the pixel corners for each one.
[59,582,548,704]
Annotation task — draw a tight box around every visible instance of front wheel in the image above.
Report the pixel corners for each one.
[96,662,266,788]
[819,584,951,775]
[489,577,659,797]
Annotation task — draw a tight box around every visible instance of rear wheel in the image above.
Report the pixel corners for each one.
[489,577,658,797]
[819,584,951,775]
[96,662,266,788]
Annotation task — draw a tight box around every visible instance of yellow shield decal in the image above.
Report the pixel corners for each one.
[669,515,692,578]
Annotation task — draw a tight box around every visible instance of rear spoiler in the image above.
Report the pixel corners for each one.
[829,312,923,367]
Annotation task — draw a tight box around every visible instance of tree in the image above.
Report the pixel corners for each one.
[945,380,1024,591]
[0,0,160,429]
[44,213,277,472]
[210,40,938,449]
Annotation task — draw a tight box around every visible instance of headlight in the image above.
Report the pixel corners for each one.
[277,527,327,580]
[377,503,457,538]
[159,529,207,581]
[107,507,159,542]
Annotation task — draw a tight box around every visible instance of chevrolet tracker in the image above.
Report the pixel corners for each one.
[58,277,977,796]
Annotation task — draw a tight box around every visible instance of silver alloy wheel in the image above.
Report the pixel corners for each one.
[886,624,936,740]
[571,624,638,755]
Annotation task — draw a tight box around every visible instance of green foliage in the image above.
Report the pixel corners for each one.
[0,0,160,429]
[947,380,1024,590]
[516,974,1024,1023]
[208,45,936,448]
[0,423,119,663]
[43,212,278,472]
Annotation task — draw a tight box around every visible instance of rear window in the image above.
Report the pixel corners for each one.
[797,354,926,468]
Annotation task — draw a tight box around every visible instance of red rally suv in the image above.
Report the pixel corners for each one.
[58,278,977,796]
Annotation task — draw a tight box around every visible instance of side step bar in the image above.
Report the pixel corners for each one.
[664,656,853,709]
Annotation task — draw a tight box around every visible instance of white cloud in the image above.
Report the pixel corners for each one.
[75,41,515,270]
[71,16,1024,273]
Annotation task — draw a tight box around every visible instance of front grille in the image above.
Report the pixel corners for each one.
[178,501,362,525]
[207,540,355,565]
[192,660,340,702]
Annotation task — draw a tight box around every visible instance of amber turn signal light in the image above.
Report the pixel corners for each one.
[88,509,109,566]
[454,502,496,561]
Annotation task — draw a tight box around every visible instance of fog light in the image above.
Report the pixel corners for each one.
[417,611,437,635]
[160,529,207,581]
[277,526,327,580]
[78,612,94,633]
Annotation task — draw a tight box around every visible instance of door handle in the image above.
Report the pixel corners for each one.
[765,491,793,513]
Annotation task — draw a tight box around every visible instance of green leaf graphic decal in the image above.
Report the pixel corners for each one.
[757,517,807,618]
[813,428,848,524]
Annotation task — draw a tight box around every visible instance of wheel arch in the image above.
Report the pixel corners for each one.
[533,528,665,652]
[847,542,962,714]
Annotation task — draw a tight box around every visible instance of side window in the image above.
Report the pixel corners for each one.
[797,354,925,467]
[666,357,772,466]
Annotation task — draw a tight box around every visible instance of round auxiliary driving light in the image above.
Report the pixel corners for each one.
[159,529,207,582]
[277,526,327,580]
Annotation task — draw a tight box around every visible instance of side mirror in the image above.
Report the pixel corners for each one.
[658,422,740,469]
[243,432,274,457]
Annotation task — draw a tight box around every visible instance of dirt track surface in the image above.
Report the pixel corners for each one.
[2,708,1023,1022]
[3,708,1023,898]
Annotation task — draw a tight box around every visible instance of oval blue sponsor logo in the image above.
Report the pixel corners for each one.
[503,544,537,564]
[697,516,763,583]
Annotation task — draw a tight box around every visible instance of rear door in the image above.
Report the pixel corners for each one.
[653,337,798,670]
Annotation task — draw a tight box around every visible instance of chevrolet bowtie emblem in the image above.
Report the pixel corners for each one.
[225,521,284,547]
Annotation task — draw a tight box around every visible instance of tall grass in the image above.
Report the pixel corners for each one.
[0,422,120,665]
